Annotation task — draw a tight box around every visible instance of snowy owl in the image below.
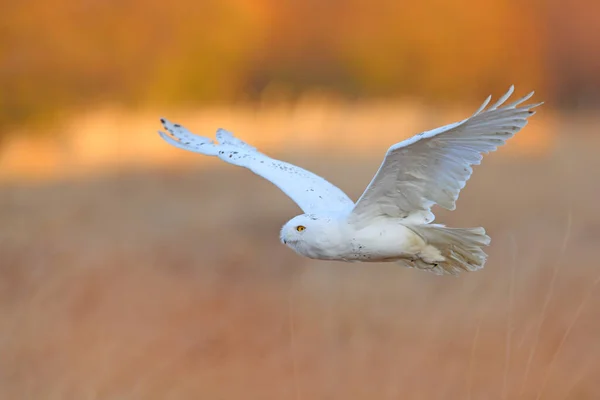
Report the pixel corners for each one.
[158,86,541,275]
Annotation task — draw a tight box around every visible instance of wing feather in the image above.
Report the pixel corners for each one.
[158,119,354,215]
[349,86,542,225]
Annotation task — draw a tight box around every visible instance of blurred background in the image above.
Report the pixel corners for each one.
[1,0,600,398]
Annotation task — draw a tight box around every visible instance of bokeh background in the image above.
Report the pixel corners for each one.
[1,0,600,399]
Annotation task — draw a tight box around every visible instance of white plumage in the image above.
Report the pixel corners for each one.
[158,86,541,275]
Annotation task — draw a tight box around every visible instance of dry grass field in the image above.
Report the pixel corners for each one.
[1,112,599,399]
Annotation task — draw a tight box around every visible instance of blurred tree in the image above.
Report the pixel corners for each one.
[0,0,598,138]
[543,0,600,109]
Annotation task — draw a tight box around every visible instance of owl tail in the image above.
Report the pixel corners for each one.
[406,224,491,276]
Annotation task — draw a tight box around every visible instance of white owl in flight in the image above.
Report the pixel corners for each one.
[158,86,541,275]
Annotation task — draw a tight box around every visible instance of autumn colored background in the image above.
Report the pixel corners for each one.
[1,0,600,399]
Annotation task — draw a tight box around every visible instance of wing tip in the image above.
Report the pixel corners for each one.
[489,85,516,110]
[528,100,544,109]
[158,130,172,140]
[159,117,172,127]
[472,95,492,117]
[482,86,542,112]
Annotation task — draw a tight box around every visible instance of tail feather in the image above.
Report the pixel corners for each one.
[407,224,491,276]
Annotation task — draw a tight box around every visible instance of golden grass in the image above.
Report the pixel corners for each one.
[1,113,599,399]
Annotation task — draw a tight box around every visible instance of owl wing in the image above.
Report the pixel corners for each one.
[349,85,542,226]
[158,119,354,215]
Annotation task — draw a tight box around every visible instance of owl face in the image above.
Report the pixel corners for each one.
[279,214,343,259]
[280,214,315,246]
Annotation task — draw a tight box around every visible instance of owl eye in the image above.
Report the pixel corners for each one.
[296,225,306,232]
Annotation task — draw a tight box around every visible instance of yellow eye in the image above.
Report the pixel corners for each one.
[296,225,306,232]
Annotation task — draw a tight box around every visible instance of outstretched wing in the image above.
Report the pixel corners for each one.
[158,119,354,215]
[349,85,542,226]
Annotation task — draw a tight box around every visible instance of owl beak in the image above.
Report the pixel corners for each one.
[282,232,293,245]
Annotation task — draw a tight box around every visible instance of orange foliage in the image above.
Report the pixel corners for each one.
[0,0,599,132]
